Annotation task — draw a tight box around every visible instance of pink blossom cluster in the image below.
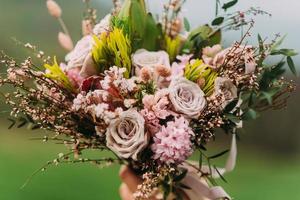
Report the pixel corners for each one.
[101,66,137,94]
[140,89,173,134]
[151,117,194,164]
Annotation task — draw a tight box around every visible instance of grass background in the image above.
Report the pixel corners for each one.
[0,0,300,199]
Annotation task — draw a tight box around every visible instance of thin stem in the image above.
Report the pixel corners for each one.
[215,0,219,16]
[58,17,71,37]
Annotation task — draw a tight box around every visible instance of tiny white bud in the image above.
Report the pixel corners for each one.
[46,0,62,18]
[58,32,74,51]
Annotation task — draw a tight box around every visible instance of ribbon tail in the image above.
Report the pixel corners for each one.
[183,134,237,199]
[182,173,231,200]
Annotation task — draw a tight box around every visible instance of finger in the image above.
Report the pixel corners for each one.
[182,192,190,200]
[119,166,142,193]
[119,183,134,200]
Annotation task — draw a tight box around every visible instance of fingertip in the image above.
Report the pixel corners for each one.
[119,183,133,200]
[118,166,141,193]
[119,165,128,179]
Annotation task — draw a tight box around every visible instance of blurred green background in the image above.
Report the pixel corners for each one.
[0,1,299,200]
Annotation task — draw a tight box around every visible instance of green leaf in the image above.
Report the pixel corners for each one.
[8,118,16,129]
[214,165,228,183]
[225,113,240,124]
[209,149,230,159]
[184,17,191,31]
[209,29,222,46]
[258,34,264,53]
[242,108,258,120]
[287,56,297,76]
[270,35,286,51]
[188,25,212,40]
[141,13,162,51]
[222,0,238,10]
[261,92,273,105]
[126,0,148,50]
[185,25,221,55]
[224,99,239,113]
[212,17,224,26]
[271,49,298,57]
[248,91,257,107]
[173,169,188,182]
[199,151,203,168]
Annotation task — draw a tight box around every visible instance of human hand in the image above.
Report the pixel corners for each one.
[119,166,190,200]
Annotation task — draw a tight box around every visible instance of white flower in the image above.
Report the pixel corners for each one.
[100,66,137,93]
[169,77,206,119]
[66,35,94,69]
[214,77,238,107]
[94,103,109,118]
[132,49,170,76]
[106,109,149,160]
[93,14,111,35]
[202,45,226,70]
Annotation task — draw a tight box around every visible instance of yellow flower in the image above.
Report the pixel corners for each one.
[184,59,217,95]
[165,35,181,62]
[92,28,132,78]
[44,57,75,92]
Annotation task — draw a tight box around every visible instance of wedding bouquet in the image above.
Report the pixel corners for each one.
[0,0,297,199]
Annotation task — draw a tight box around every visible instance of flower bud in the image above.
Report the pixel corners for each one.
[58,32,74,51]
[197,77,206,89]
[155,65,171,77]
[47,0,62,18]
[139,67,152,82]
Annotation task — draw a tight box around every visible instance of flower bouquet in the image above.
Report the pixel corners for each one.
[0,0,297,199]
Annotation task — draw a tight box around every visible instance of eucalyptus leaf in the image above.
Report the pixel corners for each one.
[270,35,286,51]
[242,108,258,120]
[287,56,297,76]
[173,169,188,182]
[8,118,16,129]
[258,34,264,53]
[222,0,238,11]
[209,149,229,159]
[261,92,273,105]
[271,48,298,57]
[184,17,191,31]
[214,165,228,183]
[225,113,240,123]
[224,99,239,113]
[212,17,224,26]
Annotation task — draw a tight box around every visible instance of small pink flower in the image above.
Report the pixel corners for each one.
[140,109,161,134]
[66,67,84,88]
[142,95,155,110]
[151,117,194,164]
[202,45,224,69]
[169,54,193,80]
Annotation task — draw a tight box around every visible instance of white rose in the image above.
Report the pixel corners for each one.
[106,109,149,160]
[93,14,111,35]
[132,49,170,76]
[214,77,238,107]
[66,35,94,69]
[169,77,207,119]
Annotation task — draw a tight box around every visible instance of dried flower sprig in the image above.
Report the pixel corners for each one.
[46,0,74,51]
